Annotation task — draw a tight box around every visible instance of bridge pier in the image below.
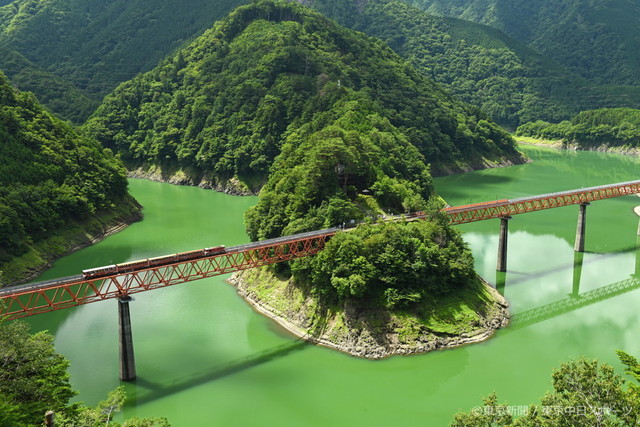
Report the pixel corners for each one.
[497,216,512,272]
[118,296,136,381]
[574,202,590,252]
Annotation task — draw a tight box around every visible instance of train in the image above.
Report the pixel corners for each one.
[81,245,226,279]
[442,199,510,213]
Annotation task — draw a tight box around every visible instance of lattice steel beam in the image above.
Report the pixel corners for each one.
[443,180,640,225]
[0,232,334,320]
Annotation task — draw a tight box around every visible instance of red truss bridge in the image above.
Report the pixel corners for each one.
[1,179,639,321]
[0,229,336,320]
[440,179,640,225]
[2,179,639,381]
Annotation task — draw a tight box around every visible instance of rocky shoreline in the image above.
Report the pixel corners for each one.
[517,139,640,157]
[227,270,510,359]
[127,166,257,195]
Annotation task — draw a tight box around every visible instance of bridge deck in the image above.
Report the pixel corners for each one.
[1,180,639,319]
[442,179,640,224]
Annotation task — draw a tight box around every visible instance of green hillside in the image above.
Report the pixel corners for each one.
[0,0,247,121]
[517,108,640,149]
[303,0,640,127]
[402,0,640,86]
[0,45,97,123]
[0,72,140,285]
[85,0,522,198]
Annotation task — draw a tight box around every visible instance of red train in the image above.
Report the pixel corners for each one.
[82,246,226,279]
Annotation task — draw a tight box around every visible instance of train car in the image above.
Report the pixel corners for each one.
[116,259,151,273]
[81,245,226,279]
[147,254,178,268]
[403,210,426,220]
[175,249,206,261]
[204,245,225,255]
[82,265,117,279]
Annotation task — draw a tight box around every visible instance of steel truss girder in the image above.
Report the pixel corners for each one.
[444,181,640,225]
[0,233,333,319]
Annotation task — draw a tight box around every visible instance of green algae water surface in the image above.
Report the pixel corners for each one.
[25,145,640,426]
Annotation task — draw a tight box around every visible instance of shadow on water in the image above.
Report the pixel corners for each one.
[127,339,309,406]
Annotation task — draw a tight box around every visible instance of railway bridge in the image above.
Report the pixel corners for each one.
[1,179,639,380]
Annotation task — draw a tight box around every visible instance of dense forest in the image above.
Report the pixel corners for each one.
[516,108,640,148]
[303,0,640,127]
[85,0,522,196]
[243,96,436,240]
[1,0,638,127]
[0,318,169,426]
[402,0,640,86]
[291,217,475,310]
[0,72,139,284]
[0,0,246,121]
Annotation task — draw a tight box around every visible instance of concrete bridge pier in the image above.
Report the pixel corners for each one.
[118,296,136,381]
[497,216,512,272]
[574,202,590,252]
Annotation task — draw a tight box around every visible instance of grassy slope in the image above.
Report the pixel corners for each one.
[232,266,508,358]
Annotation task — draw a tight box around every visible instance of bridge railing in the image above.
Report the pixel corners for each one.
[0,230,336,320]
[443,180,640,225]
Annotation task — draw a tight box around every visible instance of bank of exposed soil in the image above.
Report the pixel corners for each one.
[228,267,509,359]
[127,165,257,195]
[516,138,640,157]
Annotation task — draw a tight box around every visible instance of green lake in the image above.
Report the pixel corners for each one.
[25,144,640,425]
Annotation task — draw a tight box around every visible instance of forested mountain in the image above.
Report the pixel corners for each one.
[302,0,640,127]
[401,0,640,86]
[0,0,247,121]
[0,72,140,285]
[517,108,640,149]
[86,0,522,202]
[0,45,97,123]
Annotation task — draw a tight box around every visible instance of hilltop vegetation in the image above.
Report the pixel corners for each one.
[0,0,246,121]
[85,0,522,197]
[303,0,640,127]
[234,219,509,358]
[0,72,140,285]
[292,217,475,309]
[2,0,637,126]
[0,45,97,123]
[516,108,640,149]
[402,0,640,87]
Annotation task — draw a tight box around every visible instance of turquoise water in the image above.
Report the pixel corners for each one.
[24,145,640,425]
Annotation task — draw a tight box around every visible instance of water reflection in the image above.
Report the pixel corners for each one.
[511,276,640,329]
[572,251,584,298]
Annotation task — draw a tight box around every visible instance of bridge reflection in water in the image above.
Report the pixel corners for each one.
[501,232,640,329]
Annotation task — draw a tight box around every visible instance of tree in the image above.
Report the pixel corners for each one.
[0,319,77,425]
[451,354,640,426]
[0,319,170,426]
